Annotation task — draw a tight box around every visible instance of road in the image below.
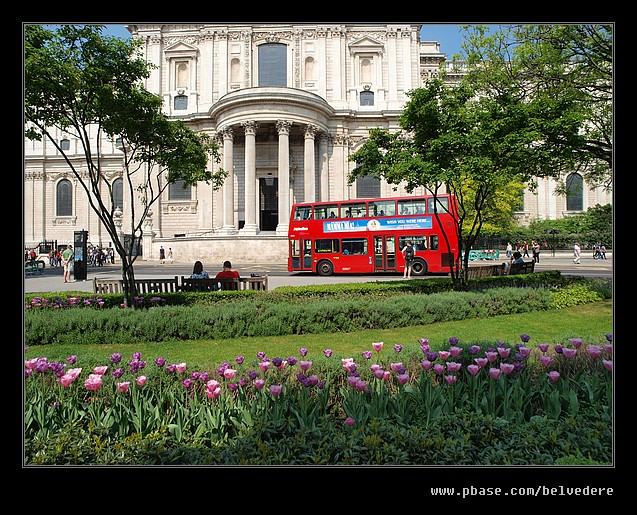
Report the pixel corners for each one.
[24,250,612,295]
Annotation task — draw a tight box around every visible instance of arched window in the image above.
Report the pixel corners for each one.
[60,138,70,151]
[304,56,315,80]
[174,94,188,110]
[56,179,72,216]
[169,179,191,200]
[258,43,287,87]
[113,178,123,210]
[566,173,584,211]
[360,90,374,106]
[356,174,381,198]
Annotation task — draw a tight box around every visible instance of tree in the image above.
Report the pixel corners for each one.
[350,75,581,285]
[460,24,613,191]
[24,25,227,306]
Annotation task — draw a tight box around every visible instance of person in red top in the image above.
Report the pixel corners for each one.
[216,260,240,290]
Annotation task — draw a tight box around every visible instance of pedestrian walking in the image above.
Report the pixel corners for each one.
[167,248,174,263]
[573,242,581,264]
[159,246,165,264]
[532,241,541,263]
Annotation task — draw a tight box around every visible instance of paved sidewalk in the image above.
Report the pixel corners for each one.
[24,250,612,295]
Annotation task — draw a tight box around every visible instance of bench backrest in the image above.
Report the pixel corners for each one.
[508,261,535,275]
[94,275,268,294]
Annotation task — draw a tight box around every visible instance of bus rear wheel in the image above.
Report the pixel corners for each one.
[411,259,428,276]
[317,260,334,276]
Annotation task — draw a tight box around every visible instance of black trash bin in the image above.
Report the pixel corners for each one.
[73,230,88,281]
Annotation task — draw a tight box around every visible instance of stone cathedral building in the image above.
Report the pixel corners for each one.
[24,23,612,263]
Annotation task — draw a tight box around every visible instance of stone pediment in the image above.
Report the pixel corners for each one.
[348,36,384,55]
[164,41,199,59]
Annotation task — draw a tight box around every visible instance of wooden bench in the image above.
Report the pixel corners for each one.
[25,260,46,276]
[180,275,268,292]
[93,275,268,294]
[93,276,180,294]
[464,263,507,279]
[507,260,535,275]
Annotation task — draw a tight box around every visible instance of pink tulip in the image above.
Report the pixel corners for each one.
[383,370,391,381]
[446,362,462,373]
[117,382,131,393]
[372,342,384,353]
[373,368,385,379]
[539,355,553,367]
[467,364,480,376]
[270,385,283,396]
[390,362,403,372]
[497,347,511,359]
[136,375,147,386]
[489,368,501,380]
[345,417,355,427]
[449,346,462,358]
[58,374,76,387]
[444,375,457,385]
[548,371,560,383]
[485,351,498,363]
[93,365,108,376]
[84,374,103,391]
[370,363,382,372]
[206,386,222,399]
[420,359,432,371]
[538,344,549,353]
[568,338,583,348]
[276,360,287,370]
[223,368,237,380]
[562,348,577,359]
[603,344,613,355]
[474,357,488,368]
[299,360,312,372]
[253,378,265,390]
[586,345,602,359]
[518,346,531,357]
[176,363,187,373]
[438,350,450,361]
[500,363,515,375]
[602,360,613,372]
[258,361,271,372]
[433,363,445,376]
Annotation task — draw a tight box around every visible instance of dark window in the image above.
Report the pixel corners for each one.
[315,239,340,253]
[259,43,287,87]
[360,90,374,106]
[342,238,368,255]
[293,205,312,221]
[113,178,123,210]
[566,173,584,211]
[174,94,188,110]
[356,174,381,198]
[60,138,70,151]
[56,179,72,216]
[169,179,191,200]
[426,196,450,214]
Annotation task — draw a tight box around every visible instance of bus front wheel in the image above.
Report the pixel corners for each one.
[317,260,334,276]
[410,259,428,276]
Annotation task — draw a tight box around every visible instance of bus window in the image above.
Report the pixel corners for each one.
[398,199,427,215]
[314,204,338,220]
[427,196,449,214]
[293,205,313,221]
[399,235,427,251]
[430,235,439,251]
[369,200,396,217]
[315,238,340,253]
[342,238,368,255]
[340,202,366,218]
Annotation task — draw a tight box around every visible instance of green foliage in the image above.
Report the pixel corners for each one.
[550,285,605,309]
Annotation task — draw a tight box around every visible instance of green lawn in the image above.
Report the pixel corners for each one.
[29,300,612,369]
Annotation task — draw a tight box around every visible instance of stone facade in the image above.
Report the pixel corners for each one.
[24,23,611,263]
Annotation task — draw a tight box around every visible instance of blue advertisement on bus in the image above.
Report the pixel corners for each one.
[323,216,433,233]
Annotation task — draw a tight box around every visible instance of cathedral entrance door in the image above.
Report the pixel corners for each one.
[259,177,278,231]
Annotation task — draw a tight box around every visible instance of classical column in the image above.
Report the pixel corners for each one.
[219,126,238,234]
[241,121,259,234]
[319,132,329,201]
[276,120,291,235]
[304,124,318,202]
[332,133,349,200]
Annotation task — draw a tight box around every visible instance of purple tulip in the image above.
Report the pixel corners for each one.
[467,364,480,376]
[548,371,560,383]
[520,334,531,343]
[324,349,332,358]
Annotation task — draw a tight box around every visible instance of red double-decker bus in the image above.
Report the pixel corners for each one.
[288,194,459,276]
